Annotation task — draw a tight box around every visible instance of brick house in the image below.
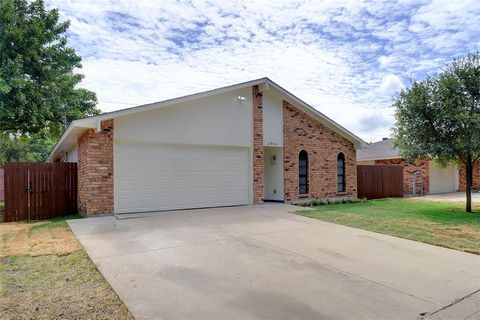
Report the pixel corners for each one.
[48,78,365,216]
[357,138,461,196]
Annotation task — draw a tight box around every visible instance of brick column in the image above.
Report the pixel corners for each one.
[77,119,114,216]
[252,85,264,204]
[459,161,480,191]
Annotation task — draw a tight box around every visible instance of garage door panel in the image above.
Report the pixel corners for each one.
[115,142,249,213]
[116,193,248,213]
[429,163,458,194]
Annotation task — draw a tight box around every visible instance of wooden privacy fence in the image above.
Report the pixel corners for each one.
[357,165,403,200]
[4,162,77,222]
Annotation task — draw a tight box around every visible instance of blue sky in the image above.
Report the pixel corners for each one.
[47,0,480,142]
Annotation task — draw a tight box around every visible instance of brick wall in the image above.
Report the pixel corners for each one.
[459,161,480,191]
[375,158,429,195]
[77,119,114,216]
[283,101,357,201]
[252,85,264,204]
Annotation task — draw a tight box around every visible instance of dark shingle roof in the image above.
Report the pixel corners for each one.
[356,138,401,160]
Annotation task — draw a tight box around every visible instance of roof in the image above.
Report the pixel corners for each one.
[356,138,401,161]
[47,77,367,161]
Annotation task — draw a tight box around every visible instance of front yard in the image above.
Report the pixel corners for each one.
[297,198,480,255]
[0,216,132,319]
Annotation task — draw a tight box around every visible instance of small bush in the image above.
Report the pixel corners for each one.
[295,198,367,207]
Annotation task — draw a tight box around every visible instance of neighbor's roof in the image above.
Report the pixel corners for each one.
[47,77,367,161]
[356,138,401,161]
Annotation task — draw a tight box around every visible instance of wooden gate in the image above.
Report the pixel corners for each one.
[357,165,403,200]
[4,163,77,222]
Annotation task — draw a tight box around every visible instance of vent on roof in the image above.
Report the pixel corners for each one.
[382,137,389,140]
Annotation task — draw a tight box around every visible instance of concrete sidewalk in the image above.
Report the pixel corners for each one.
[424,290,480,319]
[69,204,480,320]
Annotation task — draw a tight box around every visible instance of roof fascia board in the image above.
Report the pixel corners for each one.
[264,79,367,148]
[46,124,76,162]
[46,78,268,161]
[46,120,97,162]
[357,156,403,161]
[83,77,268,122]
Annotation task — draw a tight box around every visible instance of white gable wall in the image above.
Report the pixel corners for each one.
[264,147,284,201]
[262,90,284,201]
[66,145,78,162]
[262,90,283,147]
[115,87,252,147]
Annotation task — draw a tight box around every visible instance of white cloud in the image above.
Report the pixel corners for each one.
[379,74,404,94]
[45,0,480,142]
[378,55,393,67]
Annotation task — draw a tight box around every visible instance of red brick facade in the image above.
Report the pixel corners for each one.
[375,158,429,195]
[252,85,264,204]
[77,119,114,216]
[459,161,480,191]
[283,101,357,201]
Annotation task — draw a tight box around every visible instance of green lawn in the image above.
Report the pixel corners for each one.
[296,199,480,255]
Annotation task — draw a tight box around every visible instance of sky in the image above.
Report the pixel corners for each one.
[46,0,480,142]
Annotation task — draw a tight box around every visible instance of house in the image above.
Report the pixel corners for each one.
[47,78,366,216]
[357,138,461,195]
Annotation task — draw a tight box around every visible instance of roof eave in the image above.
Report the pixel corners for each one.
[46,119,97,162]
[264,78,367,149]
[47,77,367,160]
[357,156,403,161]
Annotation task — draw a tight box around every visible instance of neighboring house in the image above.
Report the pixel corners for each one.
[357,138,460,195]
[48,78,366,216]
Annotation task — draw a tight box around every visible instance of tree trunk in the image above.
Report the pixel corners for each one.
[466,159,473,213]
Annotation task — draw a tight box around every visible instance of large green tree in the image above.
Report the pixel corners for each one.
[393,53,480,212]
[0,0,99,162]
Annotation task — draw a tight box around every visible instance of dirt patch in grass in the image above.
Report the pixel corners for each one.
[0,250,132,320]
[0,216,133,320]
[0,219,80,257]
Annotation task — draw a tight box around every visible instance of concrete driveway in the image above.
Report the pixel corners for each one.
[417,191,480,203]
[68,204,480,320]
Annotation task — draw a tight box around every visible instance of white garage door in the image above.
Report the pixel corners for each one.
[429,163,458,194]
[115,142,250,213]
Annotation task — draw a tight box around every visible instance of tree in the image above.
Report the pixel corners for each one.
[0,130,56,165]
[393,53,480,212]
[0,0,99,142]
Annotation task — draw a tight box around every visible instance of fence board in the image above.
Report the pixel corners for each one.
[357,165,403,200]
[4,162,77,222]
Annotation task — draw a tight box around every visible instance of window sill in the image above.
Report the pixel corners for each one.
[336,192,348,196]
[299,194,309,198]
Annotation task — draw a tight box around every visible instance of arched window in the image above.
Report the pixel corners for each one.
[337,153,346,192]
[299,150,308,194]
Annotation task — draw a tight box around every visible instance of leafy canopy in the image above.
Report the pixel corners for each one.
[0,0,100,162]
[393,53,480,166]
[0,130,55,164]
